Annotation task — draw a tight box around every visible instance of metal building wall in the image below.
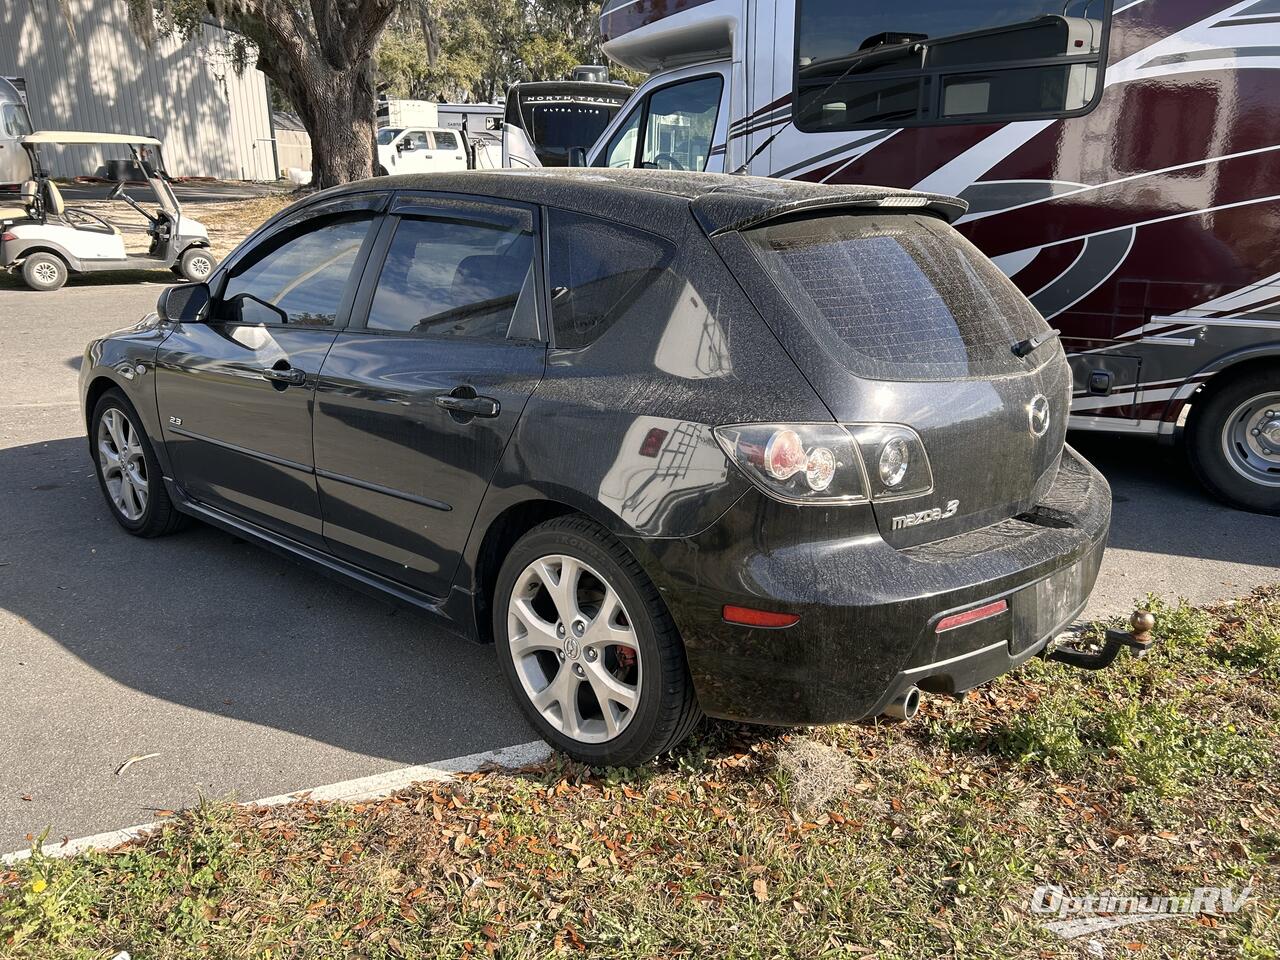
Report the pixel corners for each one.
[0,0,276,180]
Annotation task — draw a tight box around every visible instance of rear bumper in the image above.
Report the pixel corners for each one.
[630,445,1111,725]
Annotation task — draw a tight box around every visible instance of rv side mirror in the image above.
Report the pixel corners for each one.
[567,146,587,168]
[157,281,210,323]
[485,116,502,132]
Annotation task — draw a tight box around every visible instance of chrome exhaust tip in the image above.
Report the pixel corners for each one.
[882,686,921,721]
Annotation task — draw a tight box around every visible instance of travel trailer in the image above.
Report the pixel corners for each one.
[587,0,1280,514]
[0,77,33,187]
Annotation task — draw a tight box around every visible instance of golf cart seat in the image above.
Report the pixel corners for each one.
[0,179,38,224]
[44,179,120,235]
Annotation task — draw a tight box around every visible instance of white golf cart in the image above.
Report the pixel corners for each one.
[0,131,215,291]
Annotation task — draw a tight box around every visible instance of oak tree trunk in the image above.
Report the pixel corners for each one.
[273,58,379,188]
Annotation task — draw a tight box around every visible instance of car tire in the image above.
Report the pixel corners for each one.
[90,389,187,537]
[177,247,216,283]
[374,163,389,177]
[21,252,67,292]
[1186,366,1280,515]
[493,515,702,766]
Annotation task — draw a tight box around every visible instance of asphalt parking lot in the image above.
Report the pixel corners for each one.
[2,280,1278,851]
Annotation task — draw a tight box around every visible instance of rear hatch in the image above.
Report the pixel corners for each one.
[727,210,1070,547]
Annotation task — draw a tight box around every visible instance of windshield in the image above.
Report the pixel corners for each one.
[376,128,403,145]
[2,102,32,138]
[519,103,622,165]
[744,213,1051,380]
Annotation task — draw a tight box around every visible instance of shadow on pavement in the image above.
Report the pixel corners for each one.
[0,436,532,767]
[1069,433,1280,564]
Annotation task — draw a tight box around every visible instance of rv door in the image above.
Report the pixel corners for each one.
[587,62,730,173]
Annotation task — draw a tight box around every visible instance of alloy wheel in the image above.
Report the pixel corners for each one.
[507,554,642,743]
[1221,390,1280,488]
[97,408,149,521]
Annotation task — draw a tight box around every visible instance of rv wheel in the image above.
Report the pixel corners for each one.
[21,252,68,292]
[1186,367,1280,515]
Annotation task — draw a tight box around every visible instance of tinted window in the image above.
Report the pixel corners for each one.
[366,203,535,339]
[218,216,372,327]
[794,0,1109,130]
[641,77,722,172]
[547,210,674,349]
[744,213,1050,380]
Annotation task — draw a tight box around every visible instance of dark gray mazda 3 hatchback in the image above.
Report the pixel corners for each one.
[80,170,1113,765]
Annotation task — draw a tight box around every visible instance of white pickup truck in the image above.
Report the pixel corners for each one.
[374,127,468,176]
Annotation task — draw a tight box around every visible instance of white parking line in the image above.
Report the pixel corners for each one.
[1,740,550,866]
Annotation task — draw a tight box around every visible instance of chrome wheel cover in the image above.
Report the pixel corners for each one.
[1220,390,1280,488]
[97,408,149,520]
[187,254,212,278]
[507,554,642,744]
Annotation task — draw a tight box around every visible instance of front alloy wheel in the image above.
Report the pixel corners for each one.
[494,516,701,766]
[508,554,642,743]
[98,407,149,521]
[90,389,186,537]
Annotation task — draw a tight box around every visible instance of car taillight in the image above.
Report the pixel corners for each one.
[714,423,934,505]
[1,232,15,243]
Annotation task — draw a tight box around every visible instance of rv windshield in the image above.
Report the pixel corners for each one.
[376,128,404,145]
[521,103,621,164]
[795,0,1109,130]
[744,213,1051,381]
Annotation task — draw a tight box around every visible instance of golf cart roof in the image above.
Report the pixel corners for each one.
[23,131,162,146]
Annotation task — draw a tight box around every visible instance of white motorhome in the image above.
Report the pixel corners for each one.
[584,0,1280,515]
[0,77,34,188]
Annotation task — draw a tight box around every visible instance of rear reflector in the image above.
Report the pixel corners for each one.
[722,605,800,629]
[936,599,1008,634]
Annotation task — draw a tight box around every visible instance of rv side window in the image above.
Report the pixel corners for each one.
[793,0,1111,131]
[596,75,723,172]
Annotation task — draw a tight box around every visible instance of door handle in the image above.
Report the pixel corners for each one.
[262,365,306,386]
[435,391,500,418]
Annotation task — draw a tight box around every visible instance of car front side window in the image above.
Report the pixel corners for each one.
[365,201,537,340]
[215,216,374,327]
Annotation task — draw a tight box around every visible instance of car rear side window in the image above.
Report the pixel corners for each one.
[547,210,674,349]
[366,203,536,339]
[217,216,373,327]
[744,212,1051,380]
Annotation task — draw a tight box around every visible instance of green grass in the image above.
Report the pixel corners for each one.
[4,588,1279,959]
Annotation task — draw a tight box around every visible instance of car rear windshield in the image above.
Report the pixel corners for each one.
[743,212,1051,381]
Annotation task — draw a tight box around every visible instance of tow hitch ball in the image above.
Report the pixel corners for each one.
[1046,610,1157,671]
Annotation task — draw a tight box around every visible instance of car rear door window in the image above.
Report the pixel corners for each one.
[366,202,536,339]
[546,209,674,349]
[744,212,1051,380]
[432,131,459,150]
[216,216,374,327]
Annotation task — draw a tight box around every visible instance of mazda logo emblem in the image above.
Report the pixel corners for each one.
[1028,395,1051,438]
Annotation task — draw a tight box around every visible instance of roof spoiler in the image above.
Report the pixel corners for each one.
[693,187,969,237]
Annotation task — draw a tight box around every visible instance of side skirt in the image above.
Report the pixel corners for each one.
[164,478,480,642]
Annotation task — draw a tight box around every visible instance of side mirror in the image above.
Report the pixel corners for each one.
[567,146,587,168]
[157,282,210,323]
[400,139,417,152]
